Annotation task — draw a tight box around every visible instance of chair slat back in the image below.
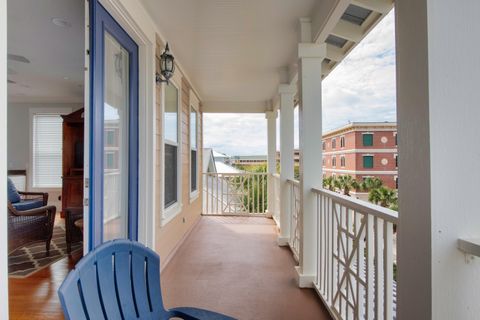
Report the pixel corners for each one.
[58,240,167,320]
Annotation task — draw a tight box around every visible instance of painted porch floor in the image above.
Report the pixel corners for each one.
[161,216,331,320]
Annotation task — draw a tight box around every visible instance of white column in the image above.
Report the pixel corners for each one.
[296,42,326,288]
[0,0,8,317]
[396,1,480,319]
[278,84,296,245]
[265,111,277,218]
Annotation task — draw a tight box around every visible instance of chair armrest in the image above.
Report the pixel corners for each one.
[18,191,49,205]
[9,204,56,217]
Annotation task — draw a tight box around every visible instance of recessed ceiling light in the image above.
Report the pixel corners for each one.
[7,54,30,63]
[52,17,71,28]
[64,76,70,80]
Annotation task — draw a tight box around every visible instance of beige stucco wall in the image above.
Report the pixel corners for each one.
[154,38,203,269]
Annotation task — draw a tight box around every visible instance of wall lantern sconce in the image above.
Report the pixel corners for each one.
[156,42,175,84]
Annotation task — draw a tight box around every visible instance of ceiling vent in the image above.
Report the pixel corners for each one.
[325,35,348,48]
[341,4,372,26]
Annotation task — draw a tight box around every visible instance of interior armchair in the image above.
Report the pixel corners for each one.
[7,178,56,255]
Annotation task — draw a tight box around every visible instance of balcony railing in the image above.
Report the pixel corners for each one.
[271,176,398,320]
[271,173,281,225]
[203,172,268,215]
[287,178,301,262]
[313,188,397,320]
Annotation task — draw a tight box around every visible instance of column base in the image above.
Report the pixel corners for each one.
[277,236,289,246]
[265,209,273,218]
[295,266,315,288]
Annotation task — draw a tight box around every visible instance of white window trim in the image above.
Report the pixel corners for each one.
[29,107,72,191]
[162,77,182,226]
[189,90,200,202]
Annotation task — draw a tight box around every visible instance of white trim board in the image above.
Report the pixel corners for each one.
[160,70,183,227]
[0,0,9,316]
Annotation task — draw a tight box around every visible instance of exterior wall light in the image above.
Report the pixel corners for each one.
[156,42,175,84]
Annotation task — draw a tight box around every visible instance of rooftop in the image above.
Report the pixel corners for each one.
[322,121,397,138]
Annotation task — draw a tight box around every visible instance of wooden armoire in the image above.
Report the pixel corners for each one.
[61,108,84,217]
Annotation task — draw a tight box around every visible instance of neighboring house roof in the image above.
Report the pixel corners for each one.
[232,155,267,161]
[203,148,217,173]
[214,161,242,174]
[212,150,230,159]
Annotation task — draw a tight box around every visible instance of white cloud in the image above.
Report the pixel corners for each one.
[203,113,268,156]
[204,10,396,155]
[323,10,396,131]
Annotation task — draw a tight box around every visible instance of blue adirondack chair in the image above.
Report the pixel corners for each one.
[58,239,236,320]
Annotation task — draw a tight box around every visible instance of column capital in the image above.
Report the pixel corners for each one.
[265,110,278,120]
[278,83,297,95]
[298,43,327,59]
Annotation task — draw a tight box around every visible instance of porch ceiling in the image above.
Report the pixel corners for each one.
[141,0,330,113]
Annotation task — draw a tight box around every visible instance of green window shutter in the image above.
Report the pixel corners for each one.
[363,156,374,168]
[363,133,373,146]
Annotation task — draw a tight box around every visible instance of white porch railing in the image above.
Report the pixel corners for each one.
[313,187,398,320]
[271,174,281,225]
[202,172,268,215]
[287,178,301,262]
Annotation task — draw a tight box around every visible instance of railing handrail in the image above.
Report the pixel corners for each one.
[202,172,268,176]
[312,186,398,223]
[286,178,300,186]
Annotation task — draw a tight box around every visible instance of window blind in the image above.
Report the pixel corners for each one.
[32,114,63,188]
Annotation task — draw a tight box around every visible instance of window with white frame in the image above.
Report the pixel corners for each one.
[164,83,180,209]
[31,113,65,188]
[340,136,345,148]
[190,107,198,194]
[332,156,337,167]
[340,155,346,167]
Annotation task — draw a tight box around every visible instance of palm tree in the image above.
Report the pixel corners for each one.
[360,177,384,192]
[323,176,336,191]
[334,175,360,196]
[368,186,398,208]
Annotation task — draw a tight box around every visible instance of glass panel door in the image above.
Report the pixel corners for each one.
[103,33,129,241]
[89,0,138,249]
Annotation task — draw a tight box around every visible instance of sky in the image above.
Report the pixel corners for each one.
[203,10,396,156]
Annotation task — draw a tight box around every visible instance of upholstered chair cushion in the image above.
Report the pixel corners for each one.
[7,178,21,203]
[12,199,45,211]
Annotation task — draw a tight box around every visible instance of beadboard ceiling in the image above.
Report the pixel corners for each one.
[141,0,324,112]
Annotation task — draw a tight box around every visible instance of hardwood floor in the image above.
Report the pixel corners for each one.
[8,250,82,320]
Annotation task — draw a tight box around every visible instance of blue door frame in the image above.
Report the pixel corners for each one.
[89,0,139,250]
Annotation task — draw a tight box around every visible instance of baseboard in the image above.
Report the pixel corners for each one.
[277,236,290,246]
[265,209,273,218]
[160,214,201,273]
[295,266,315,288]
